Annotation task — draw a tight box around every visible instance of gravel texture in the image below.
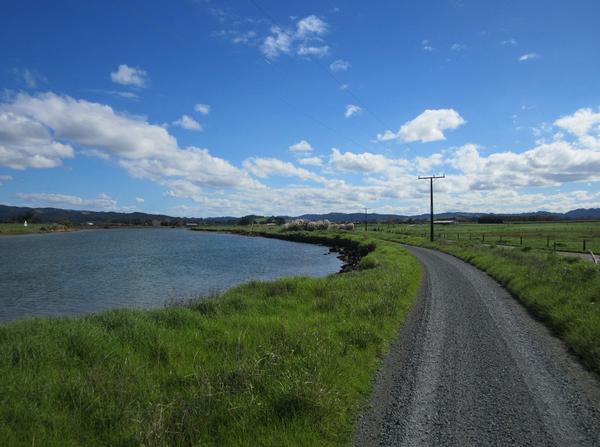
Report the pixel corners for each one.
[354,245,600,446]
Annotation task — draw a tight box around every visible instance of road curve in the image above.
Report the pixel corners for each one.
[355,245,600,446]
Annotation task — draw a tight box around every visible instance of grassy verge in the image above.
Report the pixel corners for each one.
[0,231,421,446]
[0,223,69,235]
[374,230,600,374]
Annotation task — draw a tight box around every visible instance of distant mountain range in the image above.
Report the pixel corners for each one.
[1,204,600,225]
[297,209,600,222]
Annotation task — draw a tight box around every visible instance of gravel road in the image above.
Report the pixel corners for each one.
[355,245,600,446]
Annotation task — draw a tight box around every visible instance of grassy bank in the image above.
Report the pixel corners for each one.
[371,230,600,374]
[0,223,69,235]
[0,231,421,446]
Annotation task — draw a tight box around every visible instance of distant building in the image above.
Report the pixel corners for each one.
[23,220,28,227]
[86,222,94,226]
[185,222,199,227]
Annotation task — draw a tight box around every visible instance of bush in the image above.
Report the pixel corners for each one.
[282,219,330,232]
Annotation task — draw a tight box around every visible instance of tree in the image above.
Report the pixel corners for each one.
[238,215,255,226]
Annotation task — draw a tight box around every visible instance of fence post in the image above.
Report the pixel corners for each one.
[520,235,523,246]
[547,236,550,248]
[482,234,485,242]
[583,239,587,252]
[553,241,556,251]
[457,233,460,240]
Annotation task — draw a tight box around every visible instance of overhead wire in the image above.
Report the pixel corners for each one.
[247,0,394,144]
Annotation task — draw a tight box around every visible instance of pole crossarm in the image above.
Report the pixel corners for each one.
[418,174,445,242]
[417,175,446,180]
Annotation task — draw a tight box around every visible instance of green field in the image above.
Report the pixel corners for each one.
[360,220,600,253]
[0,232,421,446]
[0,223,68,235]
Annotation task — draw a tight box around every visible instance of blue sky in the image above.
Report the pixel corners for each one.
[1,0,600,217]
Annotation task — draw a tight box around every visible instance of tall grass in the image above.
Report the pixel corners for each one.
[0,232,421,446]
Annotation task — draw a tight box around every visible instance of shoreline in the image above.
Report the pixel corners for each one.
[191,227,374,273]
[0,229,352,325]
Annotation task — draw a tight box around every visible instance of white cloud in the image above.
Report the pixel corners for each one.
[451,43,466,51]
[330,59,350,72]
[110,64,149,87]
[340,83,350,91]
[422,39,433,51]
[289,140,313,153]
[345,104,361,118]
[501,38,518,46]
[518,53,541,62]
[554,108,600,137]
[415,153,444,172]
[261,27,293,59]
[448,141,600,189]
[173,114,202,131]
[135,197,145,203]
[0,175,12,185]
[297,45,330,57]
[80,148,111,161]
[243,157,325,182]
[16,192,118,210]
[4,90,600,217]
[261,15,329,60]
[377,109,465,143]
[164,179,203,199]
[0,111,74,169]
[89,89,139,100]
[194,103,211,115]
[0,92,259,192]
[13,68,46,89]
[298,156,323,166]
[329,148,396,173]
[296,15,328,38]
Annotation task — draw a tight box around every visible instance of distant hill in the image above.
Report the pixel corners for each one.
[298,209,600,222]
[564,208,600,219]
[0,204,236,225]
[1,204,599,225]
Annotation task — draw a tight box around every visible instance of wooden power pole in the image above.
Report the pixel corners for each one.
[418,175,445,241]
[364,207,368,232]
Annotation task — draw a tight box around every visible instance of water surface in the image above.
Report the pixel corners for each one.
[0,229,341,322]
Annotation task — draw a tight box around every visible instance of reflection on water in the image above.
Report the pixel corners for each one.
[0,229,341,322]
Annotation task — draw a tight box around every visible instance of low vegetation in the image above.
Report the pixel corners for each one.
[0,222,69,235]
[0,231,421,446]
[366,220,600,253]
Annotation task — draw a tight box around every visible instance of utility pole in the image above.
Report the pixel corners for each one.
[418,174,445,241]
[364,207,368,232]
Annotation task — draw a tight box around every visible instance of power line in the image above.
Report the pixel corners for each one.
[247,0,393,131]
[418,174,445,242]
[313,59,392,129]
[273,92,370,149]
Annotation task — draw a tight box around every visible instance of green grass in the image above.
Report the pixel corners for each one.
[0,231,421,446]
[359,220,600,253]
[0,223,68,235]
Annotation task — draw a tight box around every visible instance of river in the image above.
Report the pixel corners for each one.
[0,228,342,322]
